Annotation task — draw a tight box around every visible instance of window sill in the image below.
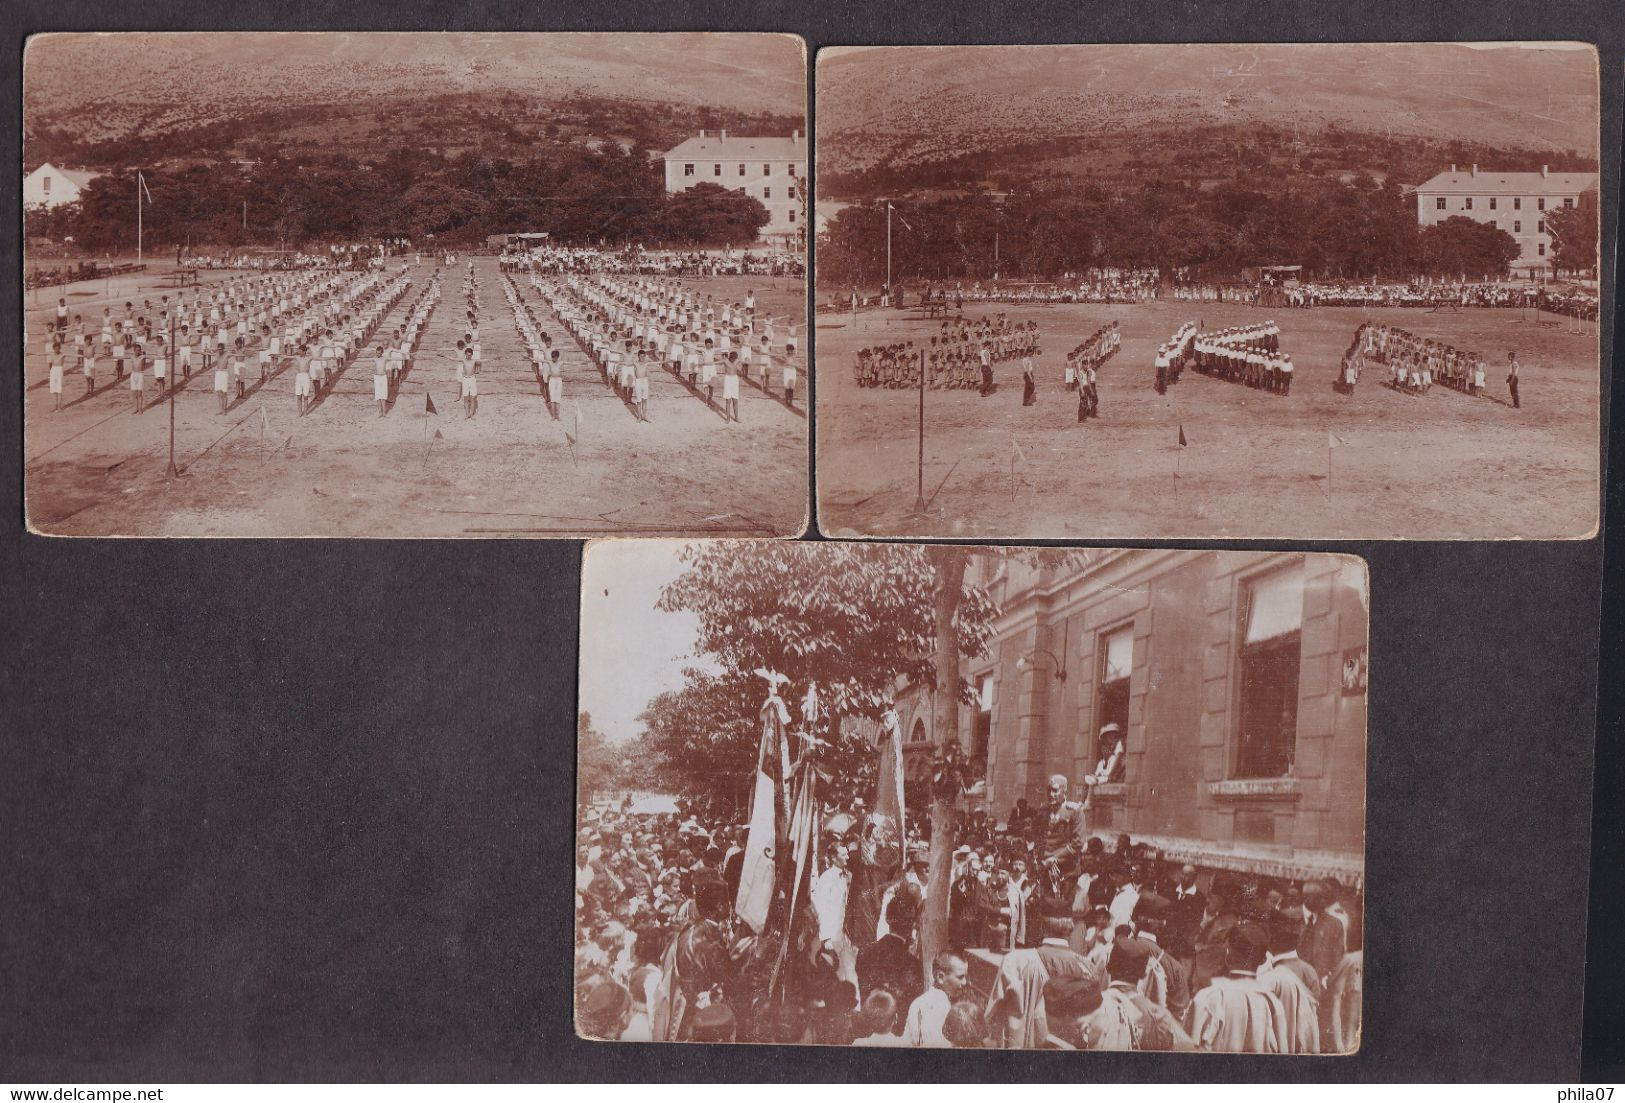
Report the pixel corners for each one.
[1091,783,1127,801]
[1207,778,1302,801]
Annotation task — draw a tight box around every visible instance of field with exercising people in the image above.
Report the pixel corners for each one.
[814,297,1598,540]
[24,258,809,538]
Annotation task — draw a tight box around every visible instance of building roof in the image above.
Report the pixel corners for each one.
[663,133,806,161]
[25,163,101,188]
[1415,168,1597,196]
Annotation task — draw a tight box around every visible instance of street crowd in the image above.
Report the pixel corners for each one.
[575,779,1363,1053]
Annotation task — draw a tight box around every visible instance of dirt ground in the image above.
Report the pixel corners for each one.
[23,259,809,538]
[814,299,1600,540]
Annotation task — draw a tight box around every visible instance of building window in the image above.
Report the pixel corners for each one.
[1434,197,1446,211]
[683,163,695,177]
[1537,220,1545,235]
[788,186,797,201]
[738,163,746,177]
[1514,197,1522,210]
[971,673,994,777]
[1235,563,1304,779]
[763,163,771,176]
[42,175,51,194]
[1537,197,1546,211]
[788,210,796,223]
[1096,626,1133,781]
[1489,197,1497,210]
[1514,220,1522,234]
[1564,197,1575,209]
[763,187,771,200]
[1539,243,1547,256]
[713,163,722,177]
[1464,197,1473,211]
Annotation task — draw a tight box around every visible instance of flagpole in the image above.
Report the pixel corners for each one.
[886,201,892,304]
[137,173,143,268]
[914,348,926,513]
[165,309,177,477]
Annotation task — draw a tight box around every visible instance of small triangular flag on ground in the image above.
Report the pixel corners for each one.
[1178,424,1188,447]
[433,428,444,441]
[425,392,438,416]
[259,406,269,434]
[565,402,583,446]
[1328,430,1346,448]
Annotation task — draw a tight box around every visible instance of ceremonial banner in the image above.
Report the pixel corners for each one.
[871,708,906,877]
[736,690,792,934]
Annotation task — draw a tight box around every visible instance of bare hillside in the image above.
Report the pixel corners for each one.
[817,43,1596,174]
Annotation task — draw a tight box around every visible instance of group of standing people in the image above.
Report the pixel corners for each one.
[1064,321,1120,422]
[1187,321,1295,396]
[574,777,1361,1054]
[1352,321,1520,405]
[537,269,800,423]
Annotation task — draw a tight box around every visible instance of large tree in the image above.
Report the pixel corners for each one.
[1545,193,1598,278]
[1416,215,1521,278]
[657,542,1073,980]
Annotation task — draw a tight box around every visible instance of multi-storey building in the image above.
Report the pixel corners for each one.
[888,550,1367,882]
[1414,163,1597,271]
[662,129,807,244]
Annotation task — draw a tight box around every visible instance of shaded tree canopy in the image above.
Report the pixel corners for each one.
[43,145,774,253]
[624,544,1002,812]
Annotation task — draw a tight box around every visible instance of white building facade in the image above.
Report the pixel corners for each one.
[23,163,100,209]
[1414,164,1597,271]
[661,130,807,243]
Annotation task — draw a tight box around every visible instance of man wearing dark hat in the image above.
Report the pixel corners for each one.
[1298,880,1350,1052]
[1258,909,1320,1054]
[1190,883,1241,994]
[1076,938,1193,1050]
[1033,903,1106,1047]
[1183,921,1287,1052]
[649,872,737,1041]
[1132,893,1192,1023]
[1298,881,1348,985]
[857,893,924,1022]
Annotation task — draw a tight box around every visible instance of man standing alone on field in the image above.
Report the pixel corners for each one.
[1506,352,1521,409]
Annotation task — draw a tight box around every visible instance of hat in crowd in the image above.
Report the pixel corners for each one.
[689,1000,738,1043]
[1108,938,1154,983]
[1227,921,1271,972]
[1133,893,1172,923]
[1267,908,1305,954]
[578,978,631,1038]
[1046,969,1105,1019]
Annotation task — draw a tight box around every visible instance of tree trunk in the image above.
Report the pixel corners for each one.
[919,547,967,988]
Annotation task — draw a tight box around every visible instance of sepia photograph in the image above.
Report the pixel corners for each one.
[22,32,809,537]
[575,541,1367,1052]
[813,43,1602,541]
